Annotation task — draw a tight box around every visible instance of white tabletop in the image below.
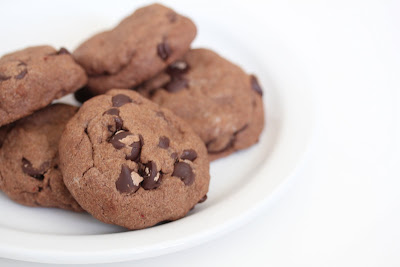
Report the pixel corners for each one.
[1,0,399,266]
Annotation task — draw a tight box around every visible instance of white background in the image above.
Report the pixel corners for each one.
[1,0,399,266]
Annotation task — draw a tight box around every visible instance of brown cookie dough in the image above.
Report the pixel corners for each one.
[73,4,196,95]
[59,89,209,229]
[137,48,265,161]
[0,46,87,127]
[0,104,83,212]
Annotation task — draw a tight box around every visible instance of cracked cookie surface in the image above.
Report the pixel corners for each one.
[59,89,209,229]
[0,104,83,212]
[73,3,196,95]
[137,48,265,161]
[0,46,87,127]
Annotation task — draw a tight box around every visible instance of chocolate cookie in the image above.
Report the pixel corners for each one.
[0,46,87,127]
[73,3,196,95]
[0,104,82,211]
[59,89,209,229]
[137,48,265,160]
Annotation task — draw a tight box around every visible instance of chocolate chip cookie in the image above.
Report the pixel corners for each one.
[0,104,83,212]
[73,3,196,95]
[59,89,209,229]
[0,46,87,127]
[137,48,265,160]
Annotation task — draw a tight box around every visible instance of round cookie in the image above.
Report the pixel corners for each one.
[0,46,87,127]
[73,3,196,95]
[0,104,83,211]
[137,48,265,161]
[59,89,209,229]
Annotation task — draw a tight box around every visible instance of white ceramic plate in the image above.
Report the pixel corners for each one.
[0,0,314,264]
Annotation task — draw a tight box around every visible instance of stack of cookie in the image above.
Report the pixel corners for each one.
[0,4,264,230]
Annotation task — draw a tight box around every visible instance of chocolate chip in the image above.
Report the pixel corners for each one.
[166,61,190,76]
[165,78,188,93]
[139,134,144,147]
[115,165,140,194]
[164,61,190,93]
[207,124,249,154]
[126,140,142,162]
[157,41,172,61]
[21,158,49,180]
[112,94,132,107]
[104,109,123,132]
[17,61,26,66]
[0,73,11,82]
[140,161,162,190]
[206,138,234,154]
[198,195,207,203]
[15,69,27,80]
[57,47,70,55]
[107,119,122,133]
[158,136,170,149]
[180,149,197,161]
[109,131,132,149]
[114,117,124,131]
[250,75,263,96]
[166,11,177,23]
[74,87,94,103]
[172,162,195,185]
[170,152,178,160]
[104,108,120,116]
